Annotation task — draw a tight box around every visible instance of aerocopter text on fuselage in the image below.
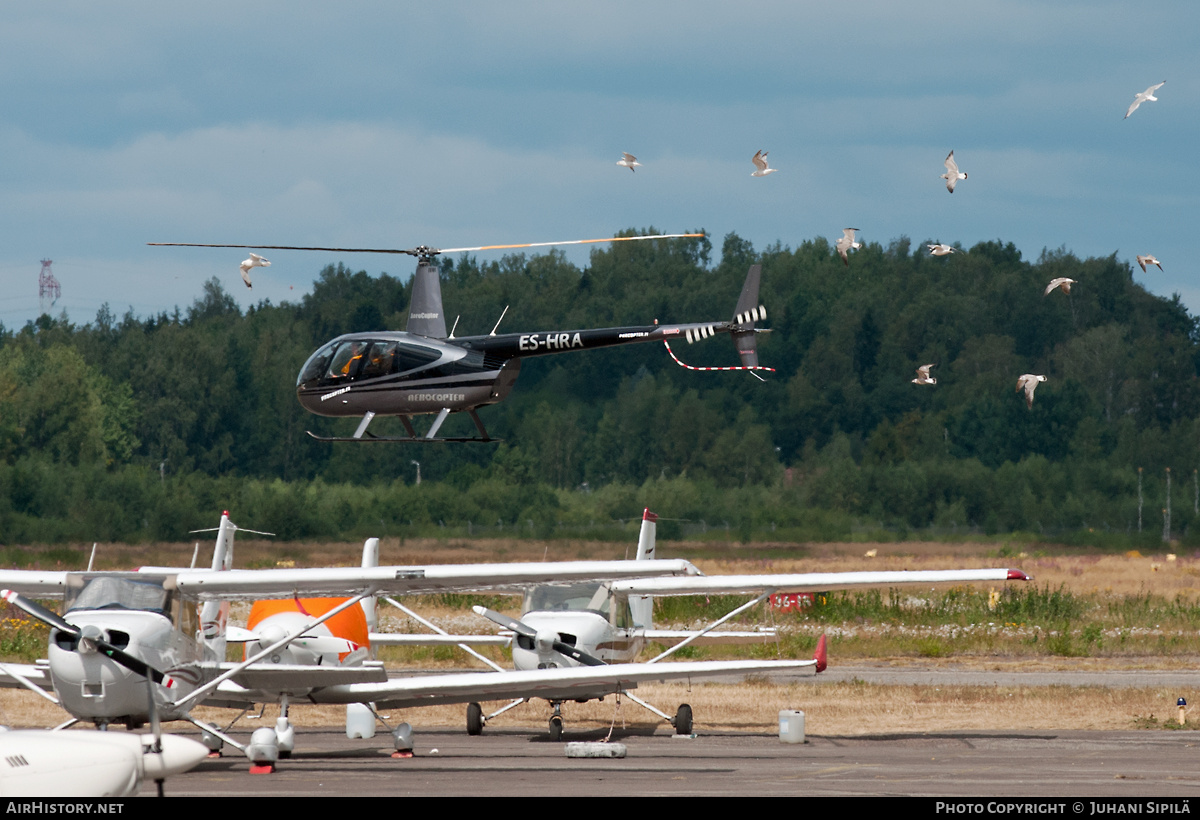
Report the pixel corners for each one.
[149,234,771,442]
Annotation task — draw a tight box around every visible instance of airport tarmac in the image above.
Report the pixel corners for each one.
[148,726,1200,797]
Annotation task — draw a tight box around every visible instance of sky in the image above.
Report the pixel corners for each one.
[1,1,1196,329]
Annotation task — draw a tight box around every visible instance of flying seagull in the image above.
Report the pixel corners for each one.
[942,151,967,193]
[927,243,956,256]
[1016,374,1047,409]
[1044,278,1076,296]
[912,364,937,386]
[239,253,270,288]
[751,150,777,177]
[1125,81,1165,119]
[616,152,641,173]
[836,228,862,267]
[1136,254,1162,273]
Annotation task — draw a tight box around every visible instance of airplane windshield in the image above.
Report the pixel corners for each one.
[524,583,610,617]
[65,577,172,618]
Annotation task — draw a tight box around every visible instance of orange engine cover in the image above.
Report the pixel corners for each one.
[246,598,370,661]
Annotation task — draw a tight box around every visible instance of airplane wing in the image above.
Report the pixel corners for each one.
[0,662,54,691]
[0,571,69,597]
[173,559,701,601]
[204,662,388,694]
[294,658,819,710]
[608,568,1029,597]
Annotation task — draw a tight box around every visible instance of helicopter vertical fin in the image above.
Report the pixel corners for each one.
[730,264,765,368]
[406,261,448,339]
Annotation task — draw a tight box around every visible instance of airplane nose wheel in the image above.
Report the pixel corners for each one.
[673,703,693,735]
[549,714,564,742]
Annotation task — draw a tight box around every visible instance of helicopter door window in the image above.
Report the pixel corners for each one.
[392,343,443,373]
[326,341,368,381]
[359,341,398,379]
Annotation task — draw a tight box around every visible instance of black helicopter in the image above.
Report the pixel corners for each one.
[150,235,770,442]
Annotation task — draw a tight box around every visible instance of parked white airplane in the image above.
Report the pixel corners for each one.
[0,729,207,797]
[374,509,1030,738]
[0,513,821,765]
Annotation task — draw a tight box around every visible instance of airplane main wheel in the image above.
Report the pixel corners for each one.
[466,702,484,736]
[674,703,693,735]
[548,714,564,741]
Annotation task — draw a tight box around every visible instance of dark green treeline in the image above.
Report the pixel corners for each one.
[2,231,1197,546]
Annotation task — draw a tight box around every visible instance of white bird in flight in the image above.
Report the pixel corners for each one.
[1017,374,1047,409]
[928,243,956,256]
[1125,81,1165,119]
[239,253,270,288]
[1136,255,1162,273]
[1044,278,1076,296]
[941,150,967,193]
[616,152,641,173]
[912,364,937,386]
[751,150,777,177]
[836,228,862,267]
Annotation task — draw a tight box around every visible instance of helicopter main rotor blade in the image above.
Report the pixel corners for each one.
[1,589,168,684]
[148,233,705,258]
[436,233,706,254]
[147,243,420,255]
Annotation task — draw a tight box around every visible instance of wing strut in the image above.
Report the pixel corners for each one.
[646,591,773,663]
[167,592,371,713]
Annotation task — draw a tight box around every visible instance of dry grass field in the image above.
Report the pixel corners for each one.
[4,537,1200,736]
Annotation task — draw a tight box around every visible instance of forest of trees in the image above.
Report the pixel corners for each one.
[2,230,1198,546]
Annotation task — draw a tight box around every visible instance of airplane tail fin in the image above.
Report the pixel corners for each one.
[630,509,657,628]
[635,508,657,561]
[360,537,381,636]
[406,261,447,338]
[210,511,235,572]
[730,264,765,368]
[199,512,235,660]
[813,633,828,674]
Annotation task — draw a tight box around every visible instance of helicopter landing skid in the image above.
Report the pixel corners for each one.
[306,408,499,443]
[305,431,501,443]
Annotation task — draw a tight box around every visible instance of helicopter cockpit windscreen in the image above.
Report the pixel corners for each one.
[297,338,446,389]
[65,576,172,618]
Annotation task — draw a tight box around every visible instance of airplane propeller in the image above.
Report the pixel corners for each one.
[472,606,606,667]
[0,589,168,684]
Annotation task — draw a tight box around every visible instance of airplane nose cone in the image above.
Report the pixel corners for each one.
[78,624,104,654]
[140,735,209,779]
[534,629,558,654]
